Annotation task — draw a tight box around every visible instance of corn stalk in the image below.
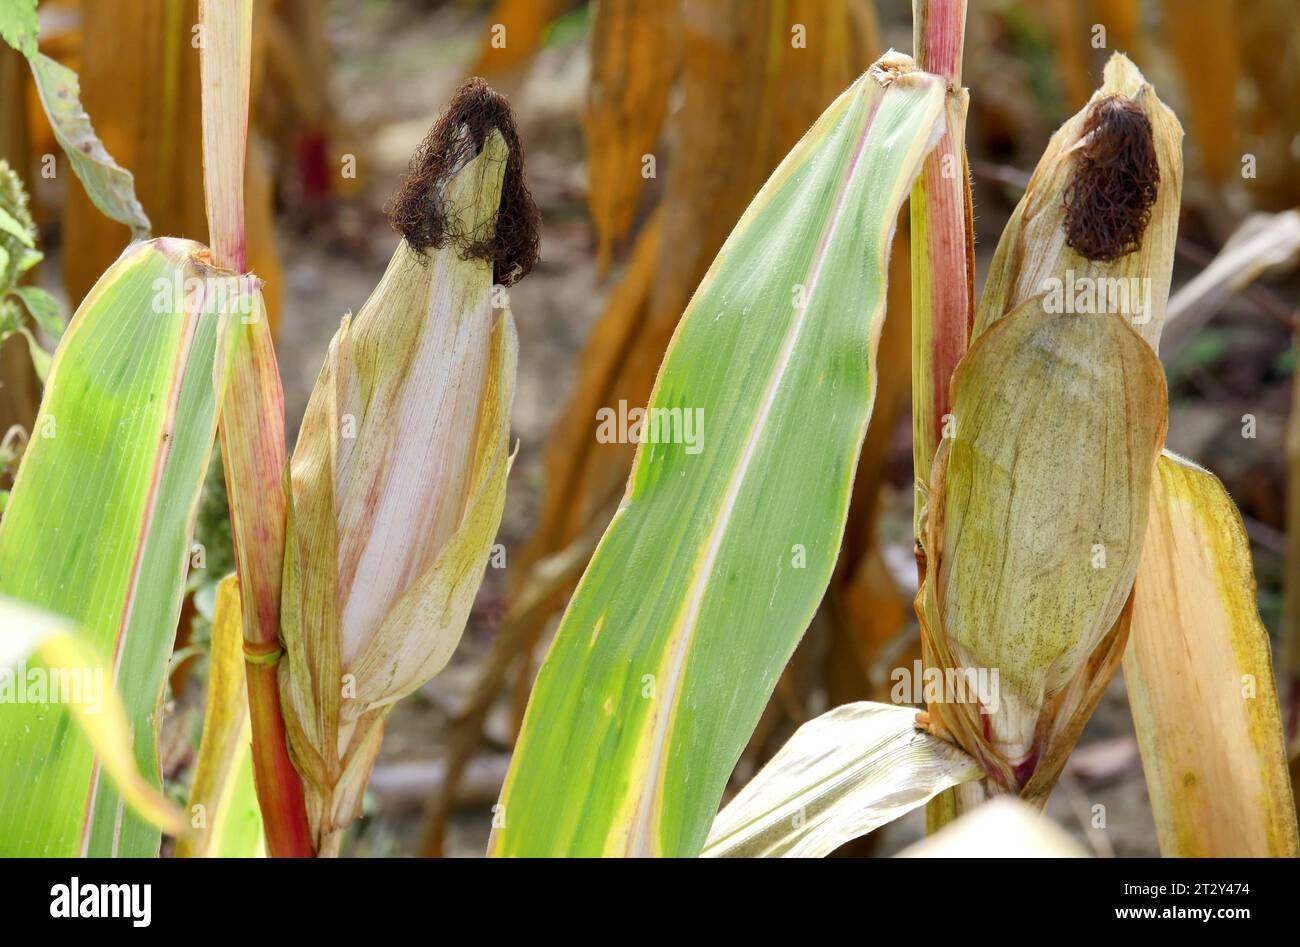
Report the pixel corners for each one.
[909,0,972,833]
[199,0,313,858]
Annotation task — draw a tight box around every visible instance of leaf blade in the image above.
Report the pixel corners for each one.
[492,56,946,857]
[703,702,979,858]
[0,0,37,58]
[1124,451,1300,857]
[0,238,229,855]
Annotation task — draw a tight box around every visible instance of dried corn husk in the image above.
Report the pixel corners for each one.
[919,297,1167,804]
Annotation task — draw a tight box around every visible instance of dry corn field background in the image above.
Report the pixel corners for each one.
[0,0,1299,878]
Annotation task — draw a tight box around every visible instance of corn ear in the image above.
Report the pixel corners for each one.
[919,53,1179,816]
[1124,452,1300,857]
[279,101,523,853]
[919,297,1167,804]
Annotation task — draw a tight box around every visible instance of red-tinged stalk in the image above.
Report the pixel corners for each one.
[910,0,972,531]
[200,0,312,856]
[217,309,312,857]
[911,0,973,833]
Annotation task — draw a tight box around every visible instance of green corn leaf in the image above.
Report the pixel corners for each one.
[703,702,980,858]
[491,53,946,858]
[0,238,233,856]
[1,4,150,243]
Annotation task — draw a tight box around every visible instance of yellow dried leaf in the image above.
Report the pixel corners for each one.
[584,0,680,271]
[1124,452,1300,857]
[177,575,265,858]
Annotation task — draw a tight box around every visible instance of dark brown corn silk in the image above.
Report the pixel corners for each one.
[1062,95,1159,262]
[389,77,541,286]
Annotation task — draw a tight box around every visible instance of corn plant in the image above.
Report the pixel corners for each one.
[0,0,534,857]
[493,6,1297,857]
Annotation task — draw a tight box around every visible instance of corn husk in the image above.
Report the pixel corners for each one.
[919,53,1179,810]
[919,297,1167,804]
[278,107,523,854]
